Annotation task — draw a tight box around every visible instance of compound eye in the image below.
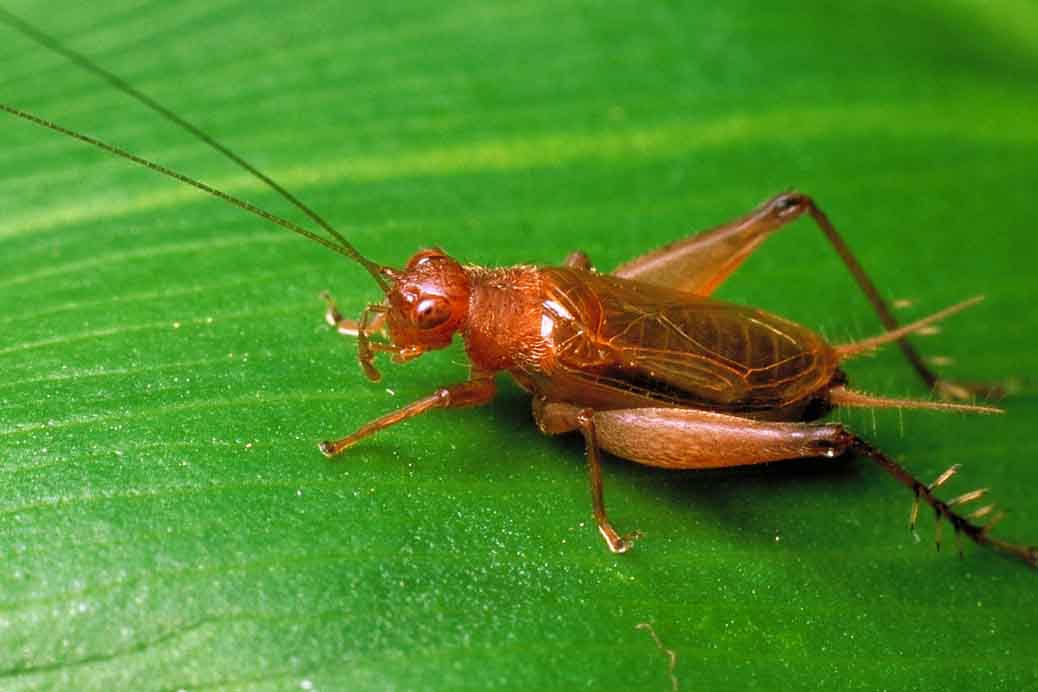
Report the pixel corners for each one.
[414,296,451,330]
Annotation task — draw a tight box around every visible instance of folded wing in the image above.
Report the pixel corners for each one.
[537,268,838,415]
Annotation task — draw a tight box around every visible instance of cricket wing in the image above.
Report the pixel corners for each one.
[537,268,839,415]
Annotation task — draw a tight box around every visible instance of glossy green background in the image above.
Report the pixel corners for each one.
[1,2,1036,690]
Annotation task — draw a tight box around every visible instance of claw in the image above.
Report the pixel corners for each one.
[320,290,342,327]
[600,525,643,553]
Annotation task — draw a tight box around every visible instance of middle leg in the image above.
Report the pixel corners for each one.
[533,397,641,552]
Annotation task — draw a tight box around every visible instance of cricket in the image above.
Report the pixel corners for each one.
[3,10,1034,566]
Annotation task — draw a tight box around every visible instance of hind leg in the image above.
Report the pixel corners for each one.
[533,398,853,553]
[533,398,1034,565]
[571,193,999,399]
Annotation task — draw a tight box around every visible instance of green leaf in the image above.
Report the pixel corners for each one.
[2,1,1036,689]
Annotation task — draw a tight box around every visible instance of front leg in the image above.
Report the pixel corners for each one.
[320,376,496,457]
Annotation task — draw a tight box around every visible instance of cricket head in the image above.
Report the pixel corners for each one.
[356,249,470,381]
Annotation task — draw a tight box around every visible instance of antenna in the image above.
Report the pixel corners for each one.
[0,7,389,292]
[0,103,384,284]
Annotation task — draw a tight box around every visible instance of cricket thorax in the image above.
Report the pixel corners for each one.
[462,265,549,373]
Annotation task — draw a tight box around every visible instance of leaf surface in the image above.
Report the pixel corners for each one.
[1,2,1037,689]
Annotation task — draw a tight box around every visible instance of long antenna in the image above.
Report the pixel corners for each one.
[0,7,389,292]
[0,103,382,278]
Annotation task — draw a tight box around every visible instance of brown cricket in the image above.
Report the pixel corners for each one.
[315,195,1030,562]
[2,10,1034,566]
